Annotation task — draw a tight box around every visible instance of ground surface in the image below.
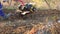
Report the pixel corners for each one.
[0,9,60,34]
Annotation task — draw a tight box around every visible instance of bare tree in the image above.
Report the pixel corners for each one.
[44,0,51,9]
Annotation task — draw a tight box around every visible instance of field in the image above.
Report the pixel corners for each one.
[0,9,60,34]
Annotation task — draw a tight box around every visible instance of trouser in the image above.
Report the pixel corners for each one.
[0,10,5,18]
[0,10,11,19]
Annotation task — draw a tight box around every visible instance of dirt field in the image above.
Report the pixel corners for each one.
[0,9,60,34]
